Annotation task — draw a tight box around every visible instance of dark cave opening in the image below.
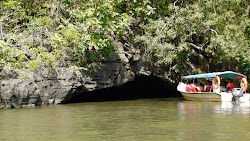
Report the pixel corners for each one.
[63,75,182,103]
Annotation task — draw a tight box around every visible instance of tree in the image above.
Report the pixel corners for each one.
[0,0,249,78]
[135,0,249,76]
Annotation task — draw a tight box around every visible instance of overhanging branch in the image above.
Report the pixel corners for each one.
[187,43,203,51]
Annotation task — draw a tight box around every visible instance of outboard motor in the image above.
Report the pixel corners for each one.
[232,88,243,102]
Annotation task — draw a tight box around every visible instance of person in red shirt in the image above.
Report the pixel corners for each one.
[185,83,191,92]
[191,79,199,92]
[185,80,191,92]
[226,79,237,92]
[204,81,212,92]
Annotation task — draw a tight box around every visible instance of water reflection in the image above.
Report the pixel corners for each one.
[0,99,249,140]
[178,101,249,118]
[215,102,249,116]
[177,101,249,141]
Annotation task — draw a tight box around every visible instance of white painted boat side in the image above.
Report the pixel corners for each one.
[180,92,221,102]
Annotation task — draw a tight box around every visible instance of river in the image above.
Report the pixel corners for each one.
[0,98,249,141]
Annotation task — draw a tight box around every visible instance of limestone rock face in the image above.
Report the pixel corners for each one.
[0,40,175,108]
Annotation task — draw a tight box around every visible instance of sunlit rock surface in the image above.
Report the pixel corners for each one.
[0,41,175,108]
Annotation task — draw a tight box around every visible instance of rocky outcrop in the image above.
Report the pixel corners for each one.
[0,40,171,108]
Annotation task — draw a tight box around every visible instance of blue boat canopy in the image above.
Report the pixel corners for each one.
[183,71,247,79]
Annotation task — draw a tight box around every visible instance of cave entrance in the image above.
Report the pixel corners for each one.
[64,75,182,103]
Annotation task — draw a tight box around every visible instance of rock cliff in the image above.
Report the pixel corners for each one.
[0,40,175,108]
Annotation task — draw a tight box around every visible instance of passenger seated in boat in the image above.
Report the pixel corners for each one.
[185,81,192,92]
[220,81,227,92]
[204,81,212,92]
[226,79,237,92]
[197,83,204,92]
[191,79,199,92]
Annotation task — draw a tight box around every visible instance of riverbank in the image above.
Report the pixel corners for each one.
[0,41,179,108]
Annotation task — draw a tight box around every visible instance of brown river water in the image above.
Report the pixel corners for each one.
[0,98,249,141]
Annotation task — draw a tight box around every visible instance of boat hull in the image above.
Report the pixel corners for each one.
[180,92,221,102]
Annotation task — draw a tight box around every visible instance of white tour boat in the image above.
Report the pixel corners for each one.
[177,71,249,102]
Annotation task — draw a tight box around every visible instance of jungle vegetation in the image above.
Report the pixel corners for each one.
[0,0,249,76]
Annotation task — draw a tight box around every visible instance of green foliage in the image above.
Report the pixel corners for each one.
[135,0,249,75]
[28,60,39,71]
[0,0,249,77]
[0,0,130,70]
